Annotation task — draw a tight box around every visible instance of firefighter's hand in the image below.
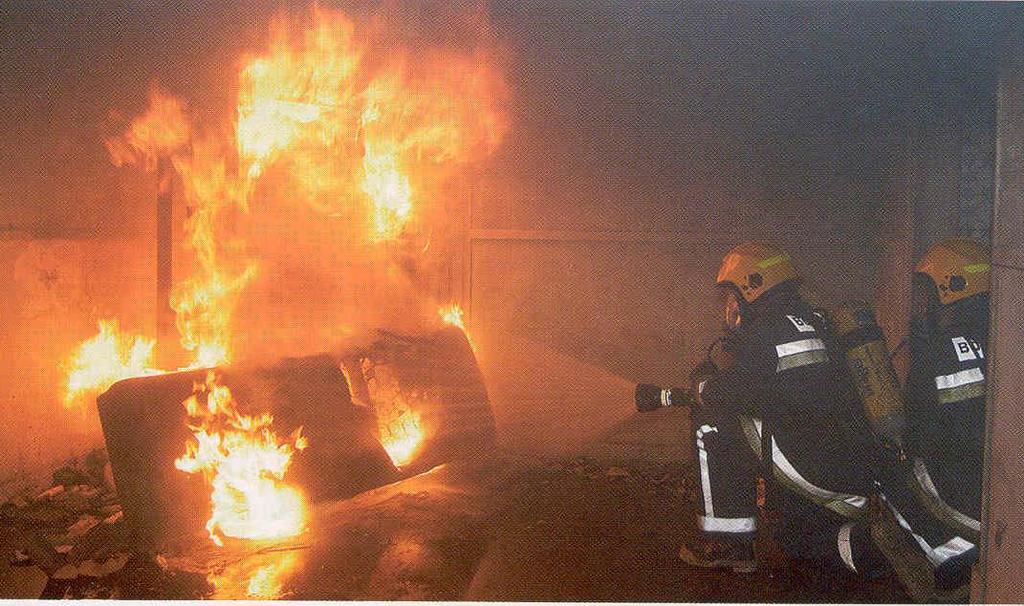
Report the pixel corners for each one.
[635,383,664,412]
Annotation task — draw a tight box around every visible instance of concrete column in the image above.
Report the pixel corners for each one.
[873,151,916,377]
[156,157,175,366]
[975,9,1024,602]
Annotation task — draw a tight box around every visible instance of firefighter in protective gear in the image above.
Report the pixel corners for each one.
[681,242,891,576]
[903,237,990,588]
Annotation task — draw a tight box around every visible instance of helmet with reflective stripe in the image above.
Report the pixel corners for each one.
[716,242,799,303]
[915,237,991,306]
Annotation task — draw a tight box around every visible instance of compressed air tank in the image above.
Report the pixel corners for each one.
[831,301,906,453]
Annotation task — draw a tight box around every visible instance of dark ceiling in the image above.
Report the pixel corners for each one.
[0,0,1010,237]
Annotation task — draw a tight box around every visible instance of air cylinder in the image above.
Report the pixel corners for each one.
[831,301,906,453]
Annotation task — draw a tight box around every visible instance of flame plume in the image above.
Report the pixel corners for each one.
[86,6,507,373]
[64,320,162,406]
[174,372,308,546]
[104,87,190,170]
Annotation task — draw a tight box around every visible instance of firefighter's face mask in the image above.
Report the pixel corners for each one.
[721,288,743,330]
[910,273,940,335]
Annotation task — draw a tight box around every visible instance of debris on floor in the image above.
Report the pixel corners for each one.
[0,448,185,599]
[0,559,47,599]
[2,442,910,601]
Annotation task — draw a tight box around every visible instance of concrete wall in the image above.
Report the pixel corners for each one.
[0,235,156,498]
[468,3,1000,391]
[468,224,880,388]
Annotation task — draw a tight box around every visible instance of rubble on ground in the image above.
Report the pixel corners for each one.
[0,448,206,599]
[552,456,690,495]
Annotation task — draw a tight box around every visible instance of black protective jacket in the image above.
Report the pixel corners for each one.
[905,295,989,516]
[700,286,881,500]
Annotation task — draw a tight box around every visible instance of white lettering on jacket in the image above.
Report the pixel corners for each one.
[951,336,984,362]
[786,315,816,333]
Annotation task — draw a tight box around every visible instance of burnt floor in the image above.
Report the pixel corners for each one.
[2,409,908,601]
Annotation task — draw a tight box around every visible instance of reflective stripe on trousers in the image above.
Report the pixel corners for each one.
[838,522,857,573]
[698,515,757,533]
[696,425,717,517]
[695,423,757,533]
[911,457,981,535]
[883,495,976,567]
[738,416,867,519]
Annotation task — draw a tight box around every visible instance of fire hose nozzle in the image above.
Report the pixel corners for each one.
[635,383,689,412]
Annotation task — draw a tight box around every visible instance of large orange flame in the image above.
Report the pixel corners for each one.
[232,9,507,241]
[64,320,162,406]
[174,372,308,546]
[64,5,507,546]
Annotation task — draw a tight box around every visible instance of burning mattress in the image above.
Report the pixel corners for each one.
[96,326,494,547]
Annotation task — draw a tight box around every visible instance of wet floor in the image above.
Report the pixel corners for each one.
[139,451,907,602]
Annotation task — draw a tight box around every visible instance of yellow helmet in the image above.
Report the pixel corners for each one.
[716,242,799,303]
[915,237,991,305]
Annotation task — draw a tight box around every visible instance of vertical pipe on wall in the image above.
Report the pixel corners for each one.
[156,157,175,366]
